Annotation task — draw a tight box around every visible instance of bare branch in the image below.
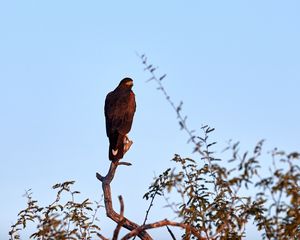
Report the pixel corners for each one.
[96,160,152,240]
[121,219,204,240]
[117,161,132,166]
[112,196,126,240]
[133,188,158,240]
[96,172,105,182]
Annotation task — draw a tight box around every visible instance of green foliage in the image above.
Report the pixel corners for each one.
[144,134,300,239]
[140,54,300,239]
[9,181,103,240]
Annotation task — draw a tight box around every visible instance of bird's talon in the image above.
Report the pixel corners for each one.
[112,149,118,156]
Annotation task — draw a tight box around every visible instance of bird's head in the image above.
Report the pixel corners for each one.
[118,77,134,89]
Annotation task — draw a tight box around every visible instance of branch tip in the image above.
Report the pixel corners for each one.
[117,161,132,166]
[96,172,104,182]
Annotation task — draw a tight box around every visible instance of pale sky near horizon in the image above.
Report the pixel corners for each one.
[0,1,299,239]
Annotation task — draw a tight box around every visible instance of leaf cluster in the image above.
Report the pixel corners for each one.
[9,181,103,240]
[141,54,300,239]
[145,137,300,239]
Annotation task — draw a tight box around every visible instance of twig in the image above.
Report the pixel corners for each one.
[98,234,109,240]
[117,161,132,166]
[137,53,205,158]
[142,188,157,226]
[86,199,103,239]
[166,226,176,240]
[133,188,158,240]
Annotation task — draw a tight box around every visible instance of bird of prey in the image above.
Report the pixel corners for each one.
[104,78,136,161]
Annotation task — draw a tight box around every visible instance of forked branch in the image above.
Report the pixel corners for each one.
[96,160,204,239]
[121,219,204,240]
[96,160,152,240]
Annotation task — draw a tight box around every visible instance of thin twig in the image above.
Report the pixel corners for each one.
[137,53,205,158]
[142,189,158,226]
[166,226,176,240]
[133,188,158,240]
[98,234,109,240]
[117,161,132,166]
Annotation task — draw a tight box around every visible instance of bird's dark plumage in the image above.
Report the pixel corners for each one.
[104,78,136,161]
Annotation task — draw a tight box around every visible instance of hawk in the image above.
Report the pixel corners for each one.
[104,78,136,161]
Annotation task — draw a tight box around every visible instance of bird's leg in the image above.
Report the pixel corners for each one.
[123,135,133,154]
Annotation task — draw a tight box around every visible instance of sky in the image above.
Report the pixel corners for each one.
[0,0,299,239]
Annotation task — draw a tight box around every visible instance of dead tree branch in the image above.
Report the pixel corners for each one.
[96,161,152,240]
[121,219,204,240]
[112,196,126,240]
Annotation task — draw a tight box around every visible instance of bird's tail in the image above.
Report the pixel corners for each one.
[109,133,124,161]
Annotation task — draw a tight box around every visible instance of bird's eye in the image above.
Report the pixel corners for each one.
[125,81,133,86]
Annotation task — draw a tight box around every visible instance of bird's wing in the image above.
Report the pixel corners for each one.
[104,90,136,136]
[104,91,116,137]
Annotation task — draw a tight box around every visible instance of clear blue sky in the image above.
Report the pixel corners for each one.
[0,1,299,239]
